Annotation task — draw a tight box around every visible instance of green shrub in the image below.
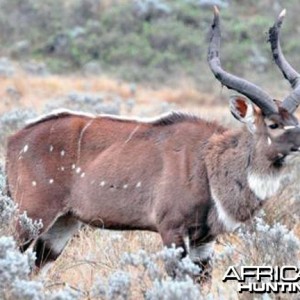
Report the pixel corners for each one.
[0,0,299,87]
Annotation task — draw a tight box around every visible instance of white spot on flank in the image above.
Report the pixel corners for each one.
[49,145,54,152]
[123,184,128,189]
[80,172,85,178]
[23,144,28,153]
[61,150,65,157]
[49,179,54,184]
[136,182,141,188]
[76,167,81,174]
[211,188,240,232]
[32,181,37,187]
[61,166,65,171]
[72,164,76,169]
[100,181,106,187]
[248,172,283,200]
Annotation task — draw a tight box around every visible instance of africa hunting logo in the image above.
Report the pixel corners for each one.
[223,266,300,293]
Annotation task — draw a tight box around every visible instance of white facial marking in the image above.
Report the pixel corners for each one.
[76,167,81,174]
[248,172,283,200]
[267,137,272,145]
[61,150,65,157]
[136,182,141,188]
[100,181,106,187]
[49,179,54,184]
[123,184,128,189]
[189,241,215,262]
[72,164,76,169]
[32,181,37,186]
[23,144,28,153]
[211,188,240,232]
[80,172,85,178]
[49,145,54,152]
[284,125,296,130]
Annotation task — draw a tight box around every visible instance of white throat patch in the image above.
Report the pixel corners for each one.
[247,172,283,200]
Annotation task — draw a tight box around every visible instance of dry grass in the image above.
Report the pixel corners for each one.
[0,75,224,298]
[0,72,216,114]
[45,229,163,298]
[2,72,300,299]
[0,72,238,298]
[43,228,237,299]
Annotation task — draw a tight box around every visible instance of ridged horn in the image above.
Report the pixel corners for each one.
[208,6,278,115]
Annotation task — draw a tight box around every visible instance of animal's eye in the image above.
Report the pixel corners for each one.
[268,123,279,129]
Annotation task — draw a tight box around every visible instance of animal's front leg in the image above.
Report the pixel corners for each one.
[189,240,215,287]
[159,226,188,276]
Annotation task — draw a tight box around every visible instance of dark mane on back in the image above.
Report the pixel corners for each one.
[152,112,201,126]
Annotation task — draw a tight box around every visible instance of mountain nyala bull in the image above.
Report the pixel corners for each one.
[5,8,300,283]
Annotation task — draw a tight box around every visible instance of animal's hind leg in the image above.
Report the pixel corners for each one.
[33,213,81,269]
[16,209,58,253]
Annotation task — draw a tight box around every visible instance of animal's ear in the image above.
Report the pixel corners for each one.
[230,95,256,133]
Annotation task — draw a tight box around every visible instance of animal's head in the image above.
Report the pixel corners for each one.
[208,7,300,165]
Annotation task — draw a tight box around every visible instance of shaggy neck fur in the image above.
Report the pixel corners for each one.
[205,127,286,234]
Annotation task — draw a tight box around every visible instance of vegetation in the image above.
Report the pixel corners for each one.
[0,91,300,299]
[0,0,299,88]
[1,0,300,299]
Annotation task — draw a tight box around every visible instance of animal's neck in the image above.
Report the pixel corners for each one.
[205,128,285,234]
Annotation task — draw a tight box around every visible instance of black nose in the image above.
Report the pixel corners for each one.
[290,147,299,152]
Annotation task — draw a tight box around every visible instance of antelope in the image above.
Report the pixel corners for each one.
[5,8,300,283]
